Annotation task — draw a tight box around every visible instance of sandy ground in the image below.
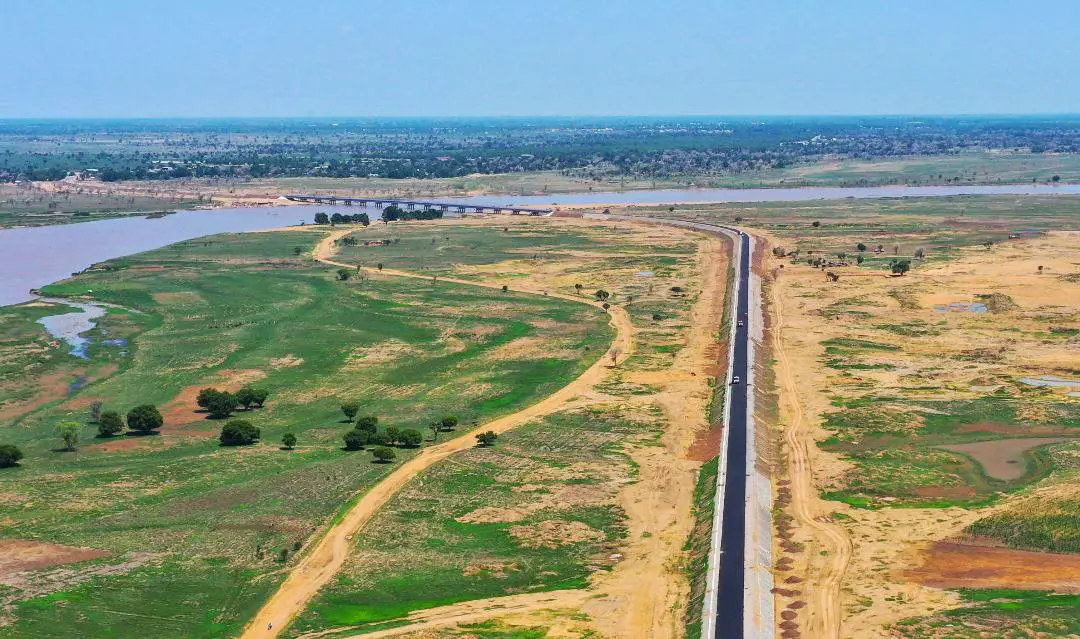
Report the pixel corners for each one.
[239,228,635,639]
[763,230,1080,638]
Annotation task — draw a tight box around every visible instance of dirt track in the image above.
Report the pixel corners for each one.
[770,276,852,639]
[239,227,634,639]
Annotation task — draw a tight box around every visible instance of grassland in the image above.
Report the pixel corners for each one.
[890,589,1080,639]
[656,195,1080,637]
[0,225,616,638]
[235,216,722,638]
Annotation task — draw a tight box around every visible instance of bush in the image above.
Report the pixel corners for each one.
[235,387,257,410]
[400,428,423,447]
[475,431,498,447]
[127,405,163,434]
[281,432,297,449]
[201,390,238,419]
[441,416,458,431]
[341,402,360,422]
[0,444,24,468]
[220,419,261,446]
[371,446,396,463]
[343,429,370,451]
[354,415,378,434]
[97,410,124,437]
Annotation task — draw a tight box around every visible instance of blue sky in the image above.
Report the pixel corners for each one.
[2,0,1077,117]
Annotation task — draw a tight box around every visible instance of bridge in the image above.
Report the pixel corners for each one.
[284,194,553,216]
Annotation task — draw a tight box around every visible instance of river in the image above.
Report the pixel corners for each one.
[3,183,1080,307]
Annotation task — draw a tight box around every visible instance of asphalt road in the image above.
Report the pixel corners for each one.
[716,229,750,638]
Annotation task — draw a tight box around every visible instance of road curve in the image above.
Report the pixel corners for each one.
[238,227,633,639]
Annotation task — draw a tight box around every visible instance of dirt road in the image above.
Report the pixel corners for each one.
[239,227,633,639]
[770,278,852,639]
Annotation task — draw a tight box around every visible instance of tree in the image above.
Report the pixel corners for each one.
[574,283,583,294]
[235,387,257,410]
[0,444,23,468]
[382,205,402,222]
[856,243,867,252]
[400,428,423,447]
[385,426,401,445]
[90,400,104,422]
[293,246,303,256]
[914,247,926,260]
[594,289,610,302]
[441,416,458,431]
[330,212,346,225]
[354,415,379,434]
[57,421,80,451]
[372,446,396,463]
[475,431,498,447]
[220,419,261,446]
[1052,175,1061,183]
[204,391,238,419]
[337,269,351,281]
[669,286,684,296]
[97,410,124,437]
[250,388,269,408]
[856,255,865,265]
[890,259,911,276]
[812,221,821,228]
[429,420,441,442]
[314,212,330,225]
[281,432,297,450]
[196,387,216,410]
[127,405,163,434]
[341,402,360,422]
[343,429,370,451]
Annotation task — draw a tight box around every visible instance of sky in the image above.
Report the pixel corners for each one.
[1,0,1077,118]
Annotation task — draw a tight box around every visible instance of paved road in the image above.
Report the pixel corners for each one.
[716,229,751,638]
[609,216,755,638]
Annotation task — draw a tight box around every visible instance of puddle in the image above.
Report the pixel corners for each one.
[36,299,108,359]
[935,301,988,314]
[939,437,1076,480]
[1019,375,1080,389]
[634,271,655,277]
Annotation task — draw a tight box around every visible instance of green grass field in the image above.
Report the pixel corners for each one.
[0,227,613,638]
[288,407,655,636]
[891,589,1080,639]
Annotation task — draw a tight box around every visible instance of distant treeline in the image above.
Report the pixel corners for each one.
[2,116,1080,183]
[311,205,441,225]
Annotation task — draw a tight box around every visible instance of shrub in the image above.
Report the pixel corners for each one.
[475,431,498,447]
[220,419,261,446]
[202,390,239,419]
[97,410,124,437]
[371,446,396,463]
[354,415,378,434]
[0,444,24,468]
[127,405,163,434]
[57,421,80,451]
[341,402,360,422]
[235,387,257,410]
[281,432,297,449]
[400,428,423,447]
[343,429,370,451]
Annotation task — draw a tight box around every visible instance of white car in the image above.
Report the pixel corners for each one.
[731,376,741,384]
[737,320,744,327]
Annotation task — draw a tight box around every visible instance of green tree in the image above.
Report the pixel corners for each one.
[337,269,351,281]
[475,431,498,447]
[429,420,441,442]
[220,420,261,446]
[574,283,583,294]
[341,402,360,422]
[281,432,297,450]
[57,421,80,451]
[856,243,867,252]
[0,444,23,468]
[385,426,401,446]
[371,446,396,463]
[293,246,303,256]
[812,221,821,228]
[594,289,610,302]
[204,391,238,419]
[354,415,379,434]
[235,387,257,410]
[127,405,163,434]
[343,429,370,451]
[314,212,330,224]
[250,388,269,408]
[400,428,423,447]
[441,416,458,431]
[97,410,124,437]
[890,259,911,276]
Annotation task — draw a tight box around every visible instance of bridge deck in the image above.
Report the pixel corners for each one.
[284,194,553,215]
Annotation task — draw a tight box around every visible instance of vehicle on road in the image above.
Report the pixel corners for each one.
[731,375,741,384]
